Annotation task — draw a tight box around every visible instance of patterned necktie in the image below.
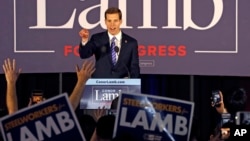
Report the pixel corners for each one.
[111,36,116,65]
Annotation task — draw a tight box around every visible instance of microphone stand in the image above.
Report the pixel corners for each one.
[114,46,130,78]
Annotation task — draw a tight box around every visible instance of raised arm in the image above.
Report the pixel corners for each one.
[69,60,95,110]
[79,28,89,43]
[211,91,228,114]
[2,58,21,114]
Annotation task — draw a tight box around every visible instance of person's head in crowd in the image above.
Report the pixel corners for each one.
[78,114,96,141]
[96,115,115,141]
[104,7,122,36]
[28,90,46,106]
[225,88,247,116]
[190,116,201,141]
[112,132,137,141]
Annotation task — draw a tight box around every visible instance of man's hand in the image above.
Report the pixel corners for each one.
[79,28,89,43]
[2,58,21,84]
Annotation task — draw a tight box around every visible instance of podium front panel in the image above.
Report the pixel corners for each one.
[80,79,141,109]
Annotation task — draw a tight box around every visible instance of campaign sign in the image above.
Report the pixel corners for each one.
[2,0,250,76]
[80,79,141,109]
[0,93,86,141]
[113,93,194,141]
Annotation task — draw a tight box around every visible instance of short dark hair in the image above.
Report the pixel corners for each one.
[105,7,122,20]
[226,88,247,115]
[77,114,96,141]
[96,115,115,140]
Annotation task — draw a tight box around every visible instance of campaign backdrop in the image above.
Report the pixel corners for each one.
[113,92,194,141]
[0,94,86,141]
[1,0,250,76]
[80,79,141,109]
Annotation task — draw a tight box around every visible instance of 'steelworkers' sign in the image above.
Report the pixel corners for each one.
[0,93,86,141]
[113,93,194,141]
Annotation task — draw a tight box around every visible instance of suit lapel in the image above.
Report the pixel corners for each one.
[117,33,127,64]
[102,32,110,43]
[101,32,114,65]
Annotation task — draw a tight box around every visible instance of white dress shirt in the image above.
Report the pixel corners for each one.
[108,31,122,61]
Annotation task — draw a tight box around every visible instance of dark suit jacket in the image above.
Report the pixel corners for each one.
[79,31,140,78]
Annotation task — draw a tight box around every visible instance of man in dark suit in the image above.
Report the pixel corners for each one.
[79,7,140,78]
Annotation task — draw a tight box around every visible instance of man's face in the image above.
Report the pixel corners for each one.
[105,13,122,35]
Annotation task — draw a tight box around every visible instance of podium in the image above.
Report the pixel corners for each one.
[80,79,141,109]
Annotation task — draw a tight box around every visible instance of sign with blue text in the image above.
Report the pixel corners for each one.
[113,93,194,141]
[0,93,86,141]
[80,79,141,109]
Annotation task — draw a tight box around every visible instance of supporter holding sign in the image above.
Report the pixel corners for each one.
[0,94,86,141]
[113,93,194,141]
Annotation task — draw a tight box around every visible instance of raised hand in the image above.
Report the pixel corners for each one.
[211,91,227,114]
[70,60,95,110]
[75,60,95,84]
[79,28,90,43]
[94,106,106,122]
[2,58,21,84]
[2,58,21,114]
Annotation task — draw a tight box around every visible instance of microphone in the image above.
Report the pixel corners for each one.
[123,63,131,78]
[114,46,119,54]
[121,62,130,79]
